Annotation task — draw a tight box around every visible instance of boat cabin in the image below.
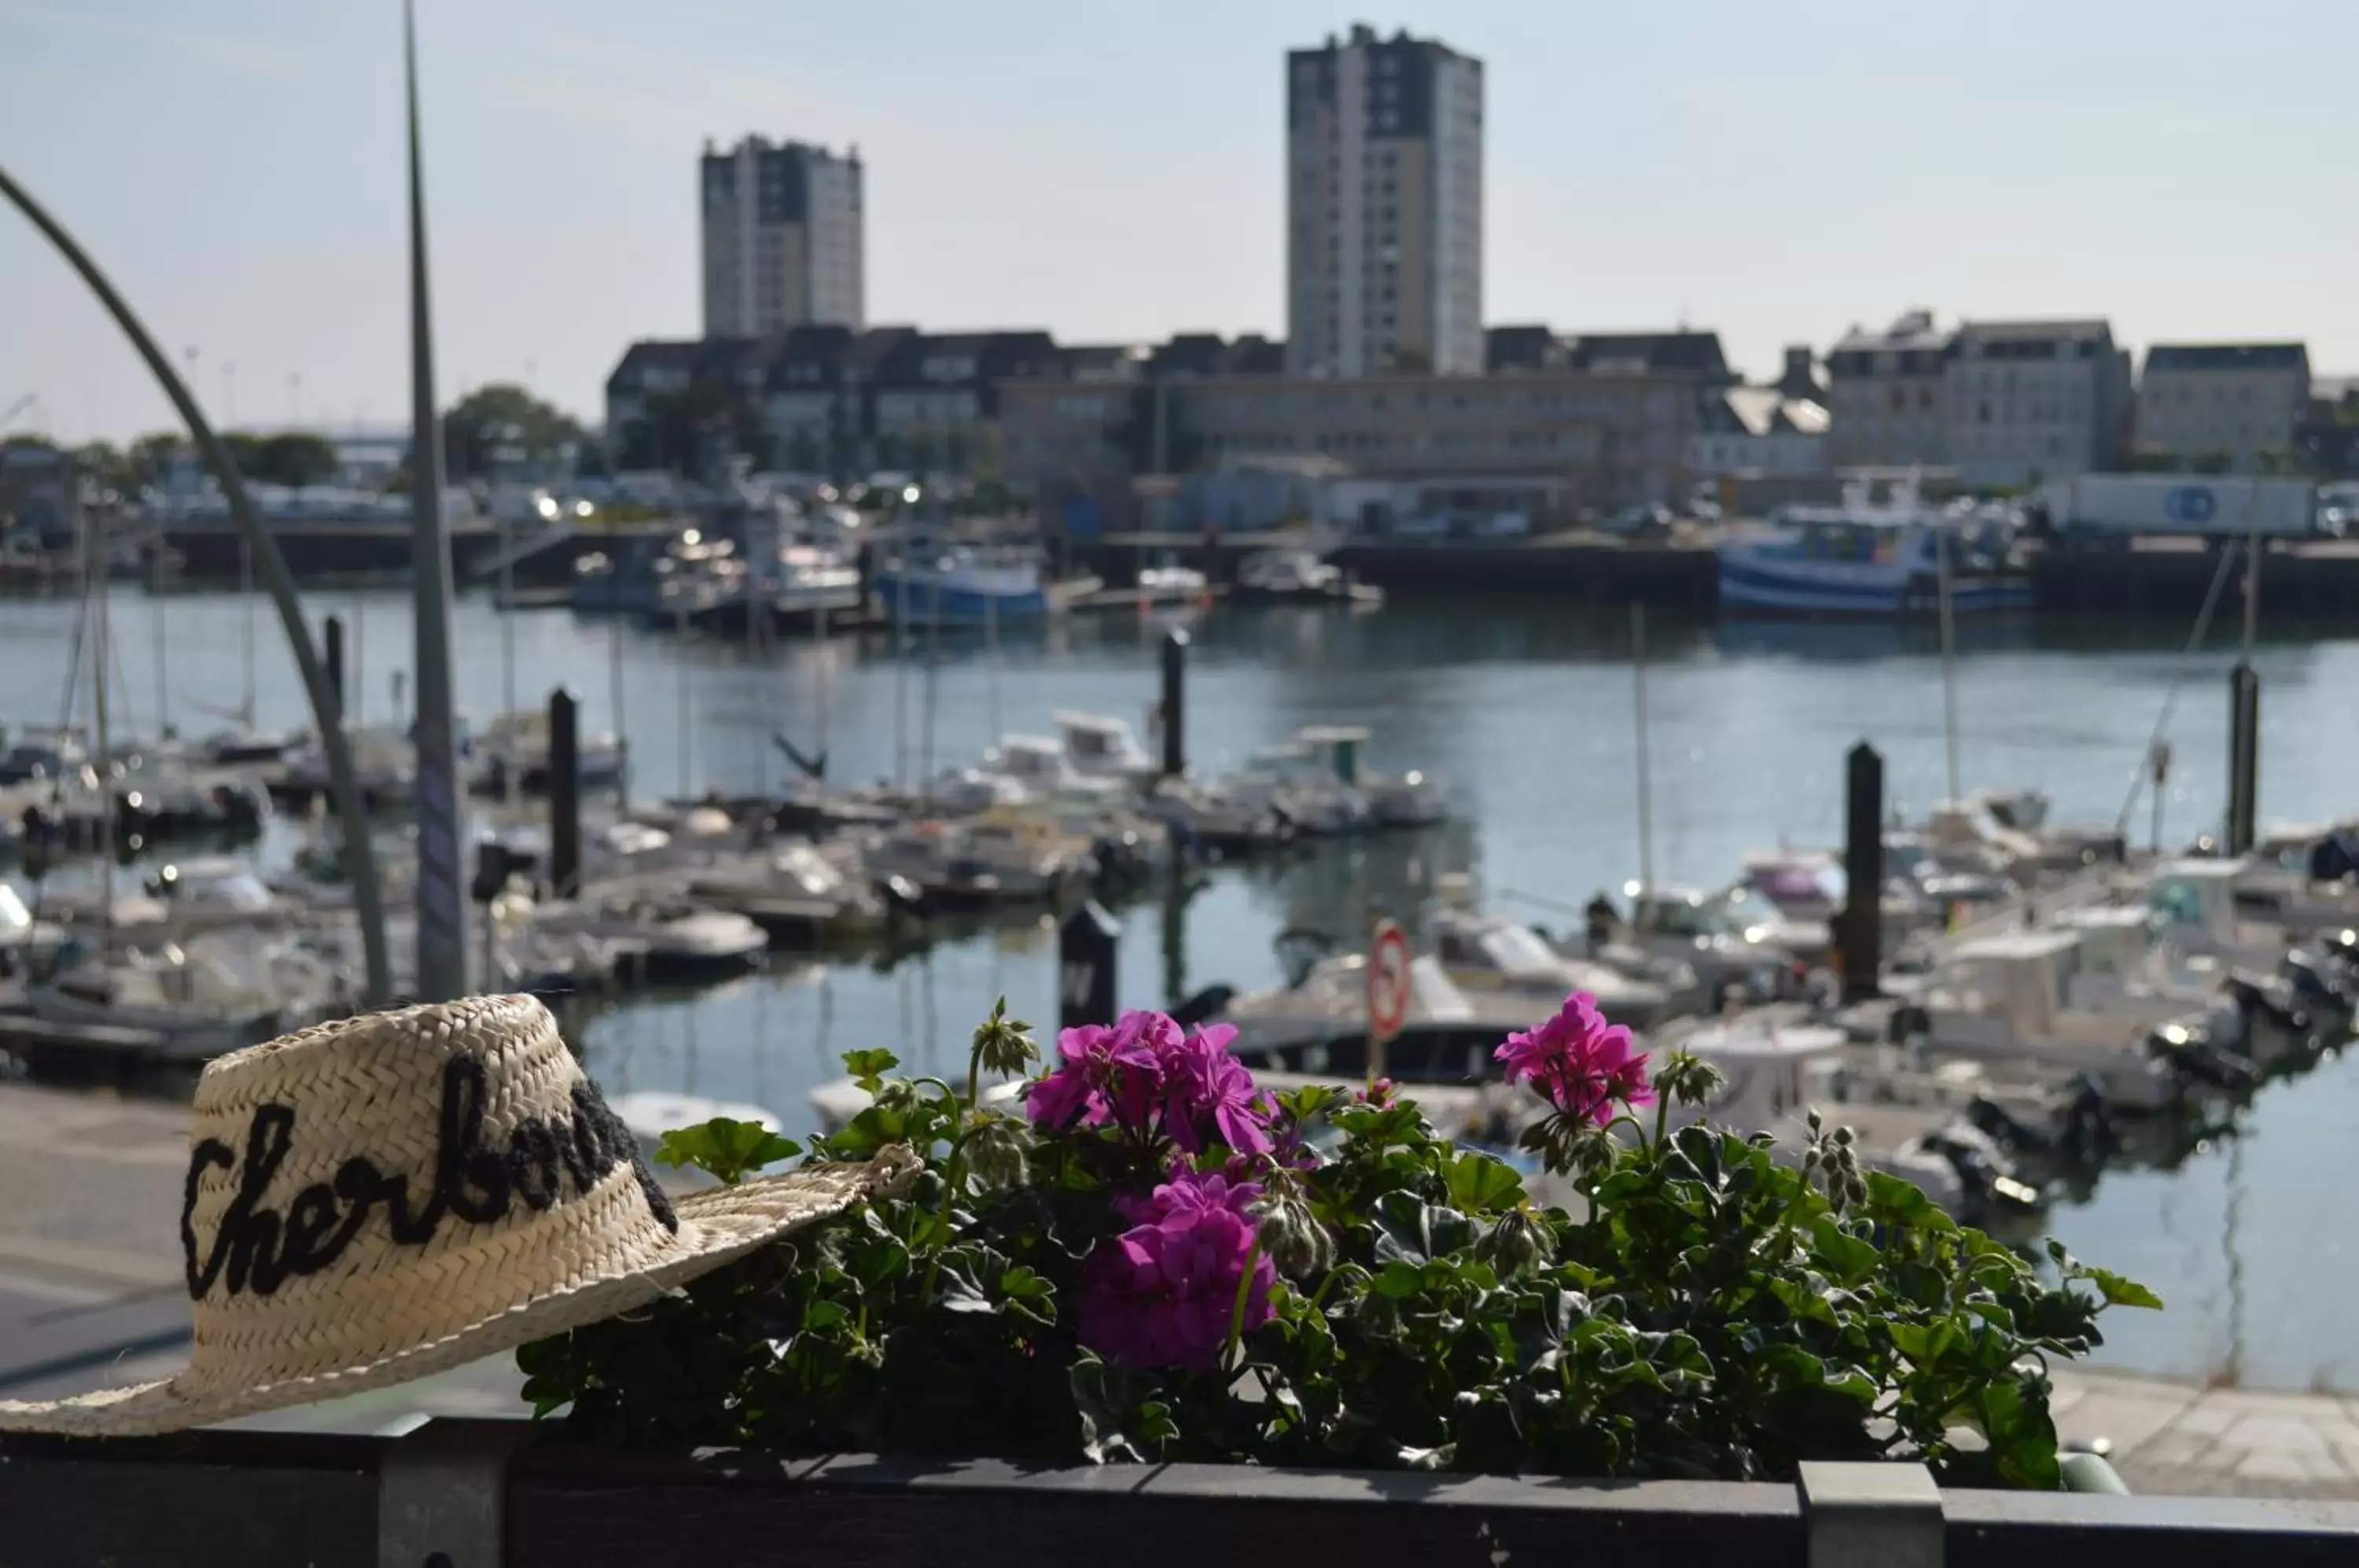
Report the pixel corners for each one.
[1927,929,2085,1042]
[1296,724,1371,786]
[1053,711,1150,778]
[1669,1021,1848,1133]
[2147,858,2244,948]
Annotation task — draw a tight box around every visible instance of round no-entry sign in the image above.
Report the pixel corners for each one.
[1366,919,1412,1045]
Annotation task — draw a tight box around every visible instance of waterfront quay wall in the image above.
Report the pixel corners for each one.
[1079,533,2359,619]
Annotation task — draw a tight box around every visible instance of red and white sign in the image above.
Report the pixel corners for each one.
[1366,919,1412,1046]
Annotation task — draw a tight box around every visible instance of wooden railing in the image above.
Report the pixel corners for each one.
[4,1419,2357,1568]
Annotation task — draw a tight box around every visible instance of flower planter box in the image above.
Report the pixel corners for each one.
[4,1418,2357,1568]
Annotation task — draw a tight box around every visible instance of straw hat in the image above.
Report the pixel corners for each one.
[0,994,913,1437]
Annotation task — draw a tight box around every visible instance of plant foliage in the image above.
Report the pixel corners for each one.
[519,997,2153,1487]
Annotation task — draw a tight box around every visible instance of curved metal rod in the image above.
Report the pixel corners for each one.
[0,160,392,1006]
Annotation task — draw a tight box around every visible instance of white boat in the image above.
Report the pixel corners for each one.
[27,936,350,1062]
[1665,1018,2015,1217]
[1235,549,1343,602]
[1890,929,2204,1113]
[468,708,628,798]
[1720,477,2030,618]
[1055,710,1154,783]
[1428,906,1684,1029]
[1136,556,1209,600]
[771,543,863,618]
[973,733,1121,801]
[1296,723,1448,828]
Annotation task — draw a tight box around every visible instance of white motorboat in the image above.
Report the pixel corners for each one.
[469,708,629,799]
[1428,906,1684,1029]
[1056,711,1154,784]
[27,936,350,1062]
[1888,929,2207,1113]
[1296,724,1448,829]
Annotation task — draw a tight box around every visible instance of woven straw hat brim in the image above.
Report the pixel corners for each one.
[0,1153,909,1438]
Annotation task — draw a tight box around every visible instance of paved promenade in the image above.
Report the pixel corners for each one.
[6,1078,2358,1496]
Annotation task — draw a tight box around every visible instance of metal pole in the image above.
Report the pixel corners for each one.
[1938,521,1960,803]
[918,568,939,804]
[83,477,115,933]
[237,532,256,727]
[499,510,516,718]
[1632,601,1655,897]
[892,555,909,790]
[149,561,168,737]
[609,609,628,810]
[404,0,469,1001]
[0,157,389,1004]
[676,600,691,799]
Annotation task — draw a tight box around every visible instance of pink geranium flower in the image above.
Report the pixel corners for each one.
[1496,991,1654,1126]
[1076,1169,1275,1373]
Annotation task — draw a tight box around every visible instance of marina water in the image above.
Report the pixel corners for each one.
[5,587,2356,1391]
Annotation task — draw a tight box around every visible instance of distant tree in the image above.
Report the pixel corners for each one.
[128,432,185,486]
[222,430,338,488]
[2189,448,2235,476]
[442,383,586,480]
[75,440,132,494]
[2121,447,2183,473]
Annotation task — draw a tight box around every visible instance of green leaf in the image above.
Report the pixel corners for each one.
[842,1047,900,1092]
[1446,1151,1528,1215]
[2081,1267,2163,1310]
[653,1117,798,1185]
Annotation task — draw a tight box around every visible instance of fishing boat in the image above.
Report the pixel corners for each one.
[1718,478,2030,618]
[870,547,1049,627]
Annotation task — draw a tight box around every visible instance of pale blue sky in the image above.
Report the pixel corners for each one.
[2,1,2351,443]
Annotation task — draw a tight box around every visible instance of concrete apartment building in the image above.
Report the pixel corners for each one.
[699,136,865,337]
[999,346,1705,521]
[1944,319,2132,486]
[1826,311,2131,484]
[1825,311,1952,469]
[2135,343,2312,469]
[1286,25,1484,377]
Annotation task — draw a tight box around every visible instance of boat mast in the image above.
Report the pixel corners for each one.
[1631,602,1655,898]
[892,532,909,792]
[675,596,692,800]
[1937,511,1960,803]
[237,531,256,729]
[918,554,940,807]
[608,607,628,810]
[85,473,115,940]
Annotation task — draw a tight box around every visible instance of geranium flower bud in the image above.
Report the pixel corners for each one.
[970,997,1040,1080]
[965,1114,1032,1191]
[1253,1191,1333,1280]
[1477,1207,1547,1279]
